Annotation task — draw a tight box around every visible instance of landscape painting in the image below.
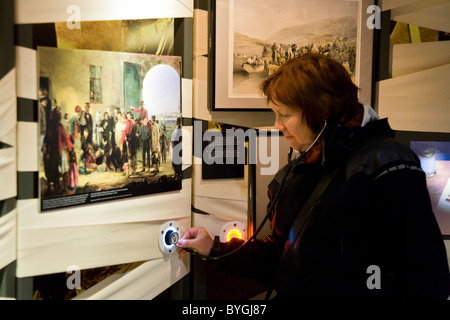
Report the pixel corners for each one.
[232,0,359,97]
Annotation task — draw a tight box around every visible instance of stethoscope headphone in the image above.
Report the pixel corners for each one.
[181,120,329,261]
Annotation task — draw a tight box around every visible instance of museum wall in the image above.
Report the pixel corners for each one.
[1,0,194,300]
[377,0,450,132]
[0,0,17,300]
[375,0,450,269]
[1,0,449,300]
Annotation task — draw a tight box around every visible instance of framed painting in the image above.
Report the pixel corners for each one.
[208,0,374,110]
[396,130,450,237]
[38,46,182,211]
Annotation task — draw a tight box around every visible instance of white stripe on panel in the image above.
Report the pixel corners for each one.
[17,121,38,172]
[392,41,450,78]
[378,95,450,133]
[378,64,450,99]
[17,176,191,277]
[15,0,193,24]
[391,0,450,33]
[182,78,193,119]
[192,55,211,120]
[381,0,423,11]
[73,256,189,300]
[18,178,191,229]
[192,195,248,222]
[0,69,17,147]
[17,215,190,277]
[192,163,249,202]
[15,46,37,101]
[0,148,17,200]
[182,125,193,167]
[0,210,16,270]
[193,7,208,57]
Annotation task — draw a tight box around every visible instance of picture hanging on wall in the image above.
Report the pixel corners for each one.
[54,18,175,56]
[38,46,183,212]
[208,0,374,110]
[396,131,450,236]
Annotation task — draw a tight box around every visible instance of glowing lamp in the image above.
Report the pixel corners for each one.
[226,228,243,242]
[220,221,247,243]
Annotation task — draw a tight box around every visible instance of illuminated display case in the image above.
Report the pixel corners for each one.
[396,131,450,237]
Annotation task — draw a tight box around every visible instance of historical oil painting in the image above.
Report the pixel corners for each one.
[38,47,182,211]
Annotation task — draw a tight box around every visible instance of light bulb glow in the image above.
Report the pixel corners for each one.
[226,228,243,242]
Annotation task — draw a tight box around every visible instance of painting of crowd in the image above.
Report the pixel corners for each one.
[39,89,182,198]
[242,39,356,78]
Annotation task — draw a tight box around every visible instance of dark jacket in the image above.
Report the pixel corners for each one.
[211,118,450,299]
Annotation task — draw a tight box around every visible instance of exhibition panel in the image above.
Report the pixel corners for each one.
[12,0,194,299]
[0,0,17,299]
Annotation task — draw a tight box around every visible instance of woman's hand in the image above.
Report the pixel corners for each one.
[177,227,214,257]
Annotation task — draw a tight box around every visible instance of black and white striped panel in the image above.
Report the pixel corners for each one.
[0,0,17,299]
[13,0,194,300]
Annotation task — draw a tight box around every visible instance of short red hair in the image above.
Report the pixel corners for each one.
[260,53,359,134]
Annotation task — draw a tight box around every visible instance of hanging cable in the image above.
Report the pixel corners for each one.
[180,121,328,261]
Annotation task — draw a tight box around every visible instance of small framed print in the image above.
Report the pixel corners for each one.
[208,0,374,110]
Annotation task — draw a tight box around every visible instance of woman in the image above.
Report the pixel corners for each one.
[177,53,450,299]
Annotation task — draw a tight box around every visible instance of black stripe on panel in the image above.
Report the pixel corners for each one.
[182,117,193,127]
[0,0,14,79]
[17,98,38,123]
[174,18,193,80]
[0,261,16,299]
[182,165,193,180]
[15,275,34,300]
[0,197,16,218]
[13,24,33,49]
[195,0,209,11]
[14,23,57,50]
[191,205,210,215]
[17,171,38,200]
[0,142,13,149]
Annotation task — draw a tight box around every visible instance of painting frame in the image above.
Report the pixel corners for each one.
[208,0,375,111]
[14,0,194,283]
[37,46,183,212]
[396,130,450,238]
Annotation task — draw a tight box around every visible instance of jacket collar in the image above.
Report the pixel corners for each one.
[322,117,394,168]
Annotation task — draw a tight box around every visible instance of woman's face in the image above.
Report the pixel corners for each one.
[269,101,315,152]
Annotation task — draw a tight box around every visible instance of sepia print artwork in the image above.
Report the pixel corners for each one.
[211,0,362,110]
[38,47,182,212]
[233,0,358,96]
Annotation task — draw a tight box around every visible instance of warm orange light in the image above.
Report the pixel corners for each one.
[226,228,243,242]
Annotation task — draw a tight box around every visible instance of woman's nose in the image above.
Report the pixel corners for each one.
[273,118,284,131]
